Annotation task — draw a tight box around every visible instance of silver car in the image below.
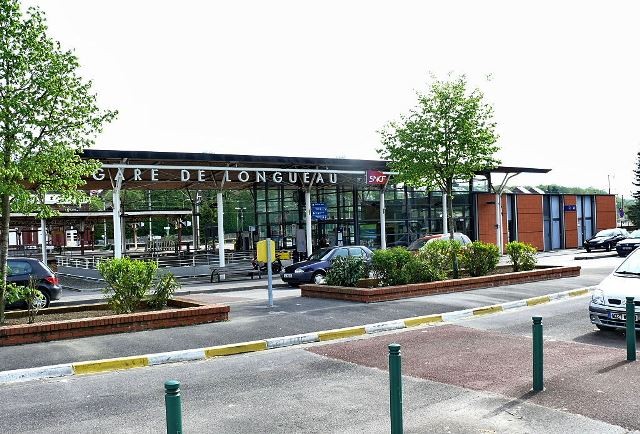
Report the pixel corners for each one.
[589,249,640,331]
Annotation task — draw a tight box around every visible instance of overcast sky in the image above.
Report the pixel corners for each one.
[26,0,640,196]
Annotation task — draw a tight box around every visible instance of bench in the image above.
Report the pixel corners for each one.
[210,262,262,283]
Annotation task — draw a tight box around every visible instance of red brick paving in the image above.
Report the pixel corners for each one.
[307,325,640,430]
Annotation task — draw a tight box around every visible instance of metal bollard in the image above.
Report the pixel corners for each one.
[389,343,403,434]
[532,317,543,391]
[165,380,183,434]
[626,297,636,362]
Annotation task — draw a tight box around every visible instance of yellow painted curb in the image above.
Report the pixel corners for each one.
[72,356,149,375]
[318,326,366,341]
[204,340,267,358]
[569,289,589,297]
[473,305,503,316]
[404,315,443,328]
[526,296,551,306]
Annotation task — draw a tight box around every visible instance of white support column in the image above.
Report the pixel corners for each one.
[148,190,153,241]
[442,193,448,234]
[495,192,503,255]
[40,219,47,263]
[112,185,122,258]
[217,191,225,268]
[194,191,201,251]
[380,190,386,249]
[305,190,312,257]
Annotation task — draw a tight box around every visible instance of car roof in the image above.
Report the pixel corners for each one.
[7,257,41,262]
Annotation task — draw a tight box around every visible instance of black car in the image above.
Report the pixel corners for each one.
[583,228,629,253]
[281,245,373,286]
[615,229,640,257]
[6,258,62,308]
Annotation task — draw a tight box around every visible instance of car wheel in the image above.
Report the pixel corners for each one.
[596,324,615,331]
[605,243,611,252]
[36,289,51,309]
[312,271,326,285]
[585,247,591,253]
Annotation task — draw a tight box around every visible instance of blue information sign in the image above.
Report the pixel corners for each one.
[311,203,328,221]
[563,205,576,212]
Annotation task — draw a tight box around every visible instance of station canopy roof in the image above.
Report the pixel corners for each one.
[80,149,550,191]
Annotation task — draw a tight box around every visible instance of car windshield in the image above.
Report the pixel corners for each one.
[308,248,334,261]
[595,229,617,237]
[615,251,640,275]
[630,230,640,239]
[408,239,426,250]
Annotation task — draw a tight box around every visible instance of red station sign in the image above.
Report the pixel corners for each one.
[366,170,388,185]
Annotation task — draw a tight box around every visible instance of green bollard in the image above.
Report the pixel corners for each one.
[532,317,543,391]
[165,380,183,434]
[389,343,403,434]
[626,297,636,362]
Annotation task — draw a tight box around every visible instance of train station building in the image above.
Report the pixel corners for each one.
[9,149,617,269]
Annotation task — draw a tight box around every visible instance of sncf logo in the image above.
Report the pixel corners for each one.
[366,170,388,185]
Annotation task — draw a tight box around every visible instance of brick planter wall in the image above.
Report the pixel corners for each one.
[0,298,229,346]
[300,265,581,303]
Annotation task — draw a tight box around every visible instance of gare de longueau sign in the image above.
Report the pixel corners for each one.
[92,166,341,185]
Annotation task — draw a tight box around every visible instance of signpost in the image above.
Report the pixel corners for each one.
[311,203,328,221]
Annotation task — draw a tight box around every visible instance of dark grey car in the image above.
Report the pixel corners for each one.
[6,258,62,308]
[281,246,373,286]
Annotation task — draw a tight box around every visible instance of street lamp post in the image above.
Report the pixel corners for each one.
[234,207,246,232]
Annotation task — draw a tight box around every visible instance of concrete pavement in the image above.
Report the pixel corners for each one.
[0,346,629,433]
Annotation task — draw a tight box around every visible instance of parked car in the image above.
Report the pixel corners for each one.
[589,248,640,331]
[615,229,640,257]
[407,233,472,252]
[281,245,373,286]
[5,258,61,309]
[583,228,628,252]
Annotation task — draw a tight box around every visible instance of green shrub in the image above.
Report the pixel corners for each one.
[400,256,438,284]
[326,256,369,287]
[4,283,24,306]
[3,279,44,324]
[460,241,500,277]
[371,247,413,286]
[418,239,462,281]
[148,272,180,310]
[98,257,158,314]
[505,241,538,272]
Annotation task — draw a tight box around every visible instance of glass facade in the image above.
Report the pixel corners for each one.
[253,183,474,250]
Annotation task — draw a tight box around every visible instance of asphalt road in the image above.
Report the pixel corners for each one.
[1,294,634,434]
[2,268,610,372]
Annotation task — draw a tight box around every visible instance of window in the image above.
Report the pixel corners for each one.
[7,261,33,276]
[349,247,364,257]
[333,248,349,258]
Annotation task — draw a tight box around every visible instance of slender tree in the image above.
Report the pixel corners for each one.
[627,152,640,226]
[379,75,499,276]
[0,0,116,322]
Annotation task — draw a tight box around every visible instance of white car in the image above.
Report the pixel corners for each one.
[589,249,640,331]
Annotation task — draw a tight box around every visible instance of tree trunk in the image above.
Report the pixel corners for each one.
[0,193,11,324]
[446,181,460,278]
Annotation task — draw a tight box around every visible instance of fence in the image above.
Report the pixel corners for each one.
[55,251,258,281]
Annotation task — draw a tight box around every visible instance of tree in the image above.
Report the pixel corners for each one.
[0,0,116,323]
[627,152,640,226]
[535,184,607,195]
[378,75,499,276]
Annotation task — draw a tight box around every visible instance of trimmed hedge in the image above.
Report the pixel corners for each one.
[505,241,538,272]
[460,241,500,277]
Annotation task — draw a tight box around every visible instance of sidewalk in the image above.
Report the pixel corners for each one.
[310,323,640,431]
[54,277,289,306]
